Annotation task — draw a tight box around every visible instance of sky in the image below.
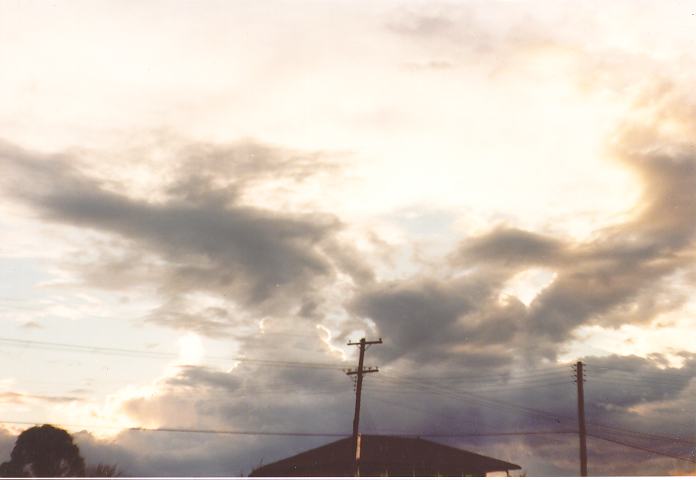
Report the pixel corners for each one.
[1,0,696,475]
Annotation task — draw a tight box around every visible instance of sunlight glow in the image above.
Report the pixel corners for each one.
[499,268,557,307]
[559,305,696,368]
[177,333,204,366]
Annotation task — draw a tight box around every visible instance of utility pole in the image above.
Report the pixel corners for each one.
[346,337,382,477]
[573,361,588,477]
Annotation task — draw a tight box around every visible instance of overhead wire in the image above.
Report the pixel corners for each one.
[587,432,696,464]
[383,366,572,383]
[584,363,696,380]
[586,367,694,382]
[0,419,579,439]
[418,430,577,438]
[369,376,696,450]
[0,336,348,370]
[378,377,696,451]
[588,376,690,390]
[584,421,696,447]
[363,391,486,429]
[369,379,573,394]
[379,370,573,389]
[584,365,693,382]
[380,371,570,384]
[6,336,696,461]
[378,375,570,425]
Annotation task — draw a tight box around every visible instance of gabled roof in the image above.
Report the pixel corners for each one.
[249,435,521,477]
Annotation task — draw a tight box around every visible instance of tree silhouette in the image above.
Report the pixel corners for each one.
[0,424,86,477]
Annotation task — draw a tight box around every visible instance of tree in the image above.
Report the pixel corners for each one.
[0,424,86,477]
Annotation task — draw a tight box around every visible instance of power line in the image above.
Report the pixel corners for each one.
[412,379,696,451]
[379,374,696,452]
[368,382,696,450]
[371,379,572,394]
[381,372,572,389]
[384,366,572,383]
[587,432,696,465]
[380,371,572,389]
[418,430,577,438]
[4,388,352,402]
[586,421,696,447]
[473,381,572,393]
[587,372,691,389]
[0,337,348,370]
[379,375,569,425]
[0,420,348,437]
[130,427,346,437]
[586,367,694,382]
[364,392,488,429]
[0,419,578,439]
[585,364,696,380]
[12,381,691,448]
[588,376,690,389]
[381,366,692,394]
[364,392,575,440]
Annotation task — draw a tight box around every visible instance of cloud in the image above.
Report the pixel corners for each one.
[20,321,42,330]
[144,301,240,338]
[455,228,565,267]
[2,3,696,475]
[59,350,696,475]
[333,82,696,381]
[437,90,696,359]
[95,364,356,475]
[0,138,370,334]
[523,97,696,347]
[385,2,552,58]
[349,274,520,367]
[0,391,82,405]
[34,187,335,305]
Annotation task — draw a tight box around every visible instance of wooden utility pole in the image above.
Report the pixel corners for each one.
[346,337,382,477]
[574,361,588,476]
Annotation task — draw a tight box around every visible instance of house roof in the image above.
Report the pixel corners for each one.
[249,435,521,477]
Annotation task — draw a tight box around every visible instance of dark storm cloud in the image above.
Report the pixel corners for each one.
[0,138,369,327]
[75,426,338,477]
[35,187,335,306]
[9,354,695,476]
[87,350,696,476]
[121,363,353,428]
[455,228,565,266]
[349,274,519,365]
[99,363,357,475]
[159,364,350,400]
[163,366,244,391]
[581,356,694,410]
[351,278,475,357]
